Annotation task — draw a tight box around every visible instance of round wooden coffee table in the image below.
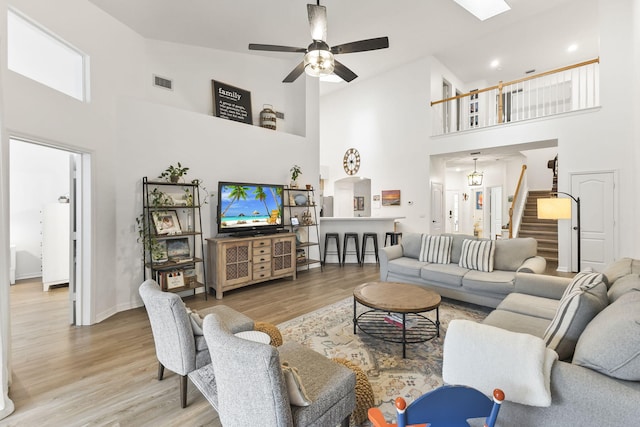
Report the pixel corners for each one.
[353,281,441,358]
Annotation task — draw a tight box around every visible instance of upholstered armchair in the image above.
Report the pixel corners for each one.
[138,280,253,408]
[188,312,356,426]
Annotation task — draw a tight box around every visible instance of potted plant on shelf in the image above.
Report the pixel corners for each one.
[290,165,302,189]
[159,162,189,183]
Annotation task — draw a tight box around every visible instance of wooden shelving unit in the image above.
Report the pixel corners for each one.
[284,186,322,271]
[141,176,207,299]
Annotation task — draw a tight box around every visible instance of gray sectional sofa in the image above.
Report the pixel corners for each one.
[379,233,547,308]
[475,260,640,426]
[380,234,640,424]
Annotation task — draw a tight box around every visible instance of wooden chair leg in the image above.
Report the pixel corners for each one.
[180,375,188,408]
[158,362,165,381]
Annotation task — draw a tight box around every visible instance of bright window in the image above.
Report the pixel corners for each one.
[8,9,88,101]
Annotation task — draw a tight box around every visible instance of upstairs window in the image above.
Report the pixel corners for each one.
[8,9,88,101]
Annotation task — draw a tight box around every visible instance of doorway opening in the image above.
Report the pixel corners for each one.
[9,137,91,325]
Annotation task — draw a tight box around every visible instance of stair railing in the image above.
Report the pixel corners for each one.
[508,165,528,238]
[431,58,600,136]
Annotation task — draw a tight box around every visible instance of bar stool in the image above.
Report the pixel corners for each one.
[323,233,341,265]
[384,232,403,246]
[361,232,379,264]
[342,232,361,265]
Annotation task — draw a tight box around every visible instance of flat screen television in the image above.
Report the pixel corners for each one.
[217,181,285,236]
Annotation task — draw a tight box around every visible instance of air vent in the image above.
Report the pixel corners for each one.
[153,75,173,90]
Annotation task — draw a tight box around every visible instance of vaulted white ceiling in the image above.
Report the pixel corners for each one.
[88,0,599,95]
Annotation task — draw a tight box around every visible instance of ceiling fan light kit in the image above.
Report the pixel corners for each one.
[248,2,389,83]
[304,41,335,77]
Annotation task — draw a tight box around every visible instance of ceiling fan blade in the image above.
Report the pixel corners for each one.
[331,37,389,54]
[249,43,306,53]
[307,4,327,41]
[333,60,358,82]
[283,61,306,83]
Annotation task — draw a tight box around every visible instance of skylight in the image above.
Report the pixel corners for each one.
[453,0,511,21]
[8,9,88,101]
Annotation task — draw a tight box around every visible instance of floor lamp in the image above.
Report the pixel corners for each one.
[537,192,581,272]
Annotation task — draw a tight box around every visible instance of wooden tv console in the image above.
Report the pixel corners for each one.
[207,233,296,299]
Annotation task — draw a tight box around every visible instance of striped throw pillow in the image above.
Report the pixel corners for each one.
[419,235,452,263]
[543,272,608,360]
[458,239,495,272]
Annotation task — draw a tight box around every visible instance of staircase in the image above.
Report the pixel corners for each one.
[518,190,558,263]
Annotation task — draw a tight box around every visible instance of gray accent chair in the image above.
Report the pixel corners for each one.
[189,313,356,426]
[138,280,253,408]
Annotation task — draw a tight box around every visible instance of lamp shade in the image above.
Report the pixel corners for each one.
[537,197,572,219]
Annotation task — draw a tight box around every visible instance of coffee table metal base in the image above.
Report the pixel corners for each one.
[353,302,440,358]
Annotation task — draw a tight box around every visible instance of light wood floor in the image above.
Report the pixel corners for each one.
[6,262,569,426]
[6,265,380,426]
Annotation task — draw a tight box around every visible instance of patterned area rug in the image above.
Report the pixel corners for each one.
[278,296,491,425]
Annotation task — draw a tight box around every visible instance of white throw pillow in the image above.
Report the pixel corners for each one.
[281,362,311,406]
[458,239,495,272]
[419,235,453,264]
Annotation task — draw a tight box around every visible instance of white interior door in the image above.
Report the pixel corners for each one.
[571,172,615,272]
[489,186,502,239]
[69,154,78,325]
[431,182,443,234]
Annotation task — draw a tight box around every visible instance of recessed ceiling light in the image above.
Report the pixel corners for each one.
[567,44,578,53]
[490,59,500,68]
[453,0,511,21]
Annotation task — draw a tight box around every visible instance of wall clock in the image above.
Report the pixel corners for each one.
[343,148,361,175]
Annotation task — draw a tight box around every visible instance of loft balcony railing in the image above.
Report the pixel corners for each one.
[431,58,600,136]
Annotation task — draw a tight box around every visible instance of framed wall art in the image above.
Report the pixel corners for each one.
[152,210,181,235]
[381,190,401,206]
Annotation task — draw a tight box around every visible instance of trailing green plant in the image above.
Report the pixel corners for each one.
[290,165,302,182]
[136,214,166,262]
[159,162,189,183]
[180,179,209,206]
[150,187,172,206]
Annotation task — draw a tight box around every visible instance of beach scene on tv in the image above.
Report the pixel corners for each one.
[219,184,283,229]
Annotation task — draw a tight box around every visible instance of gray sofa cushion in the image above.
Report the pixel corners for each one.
[420,263,468,287]
[494,238,537,272]
[543,272,608,360]
[462,270,516,296]
[443,233,476,264]
[607,273,640,303]
[482,309,551,338]
[496,293,560,320]
[573,290,640,380]
[602,257,633,288]
[388,257,427,277]
[401,232,423,259]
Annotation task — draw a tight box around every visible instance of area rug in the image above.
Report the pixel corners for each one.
[278,297,491,425]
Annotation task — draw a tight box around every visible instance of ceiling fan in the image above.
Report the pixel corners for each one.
[248,1,389,83]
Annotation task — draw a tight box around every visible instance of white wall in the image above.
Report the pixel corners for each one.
[321,0,640,271]
[320,57,432,232]
[9,140,69,279]
[1,0,318,322]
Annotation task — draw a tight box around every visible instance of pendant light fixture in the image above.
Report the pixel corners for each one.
[468,158,483,186]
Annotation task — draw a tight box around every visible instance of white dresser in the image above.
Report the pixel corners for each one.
[42,203,70,291]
